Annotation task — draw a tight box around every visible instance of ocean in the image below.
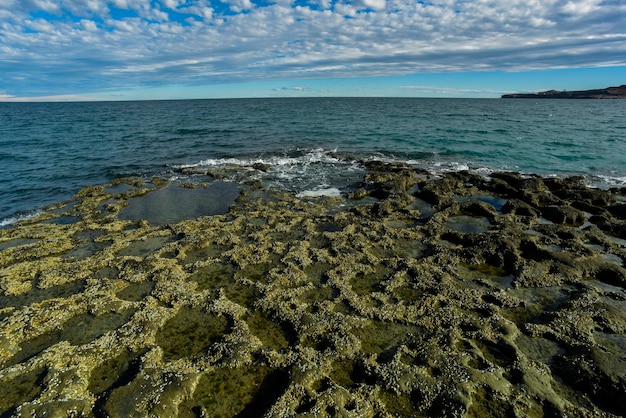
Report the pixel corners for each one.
[1,97,625,225]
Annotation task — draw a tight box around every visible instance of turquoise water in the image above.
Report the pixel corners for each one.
[1,98,625,224]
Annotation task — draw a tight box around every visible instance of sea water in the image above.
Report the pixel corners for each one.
[1,97,625,225]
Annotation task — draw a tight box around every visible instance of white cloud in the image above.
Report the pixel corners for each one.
[177,1,216,20]
[161,0,183,9]
[111,0,151,10]
[61,0,108,16]
[149,7,170,21]
[223,0,255,12]
[357,0,386,11]
[334,3,357,16]
[30,0,61,14]
[272,85,311,91]
[0,92,100,101]
[400,85,505,95]
[312,0,333,9]
[271,0,294,6]
[562,0,601,15]
[80,19,98,31]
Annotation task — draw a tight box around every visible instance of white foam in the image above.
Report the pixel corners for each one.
[0,211,42,227]
[176,157,255,169]
[593,174,626,188]
[296,187,342,198]
[174,149,366,195]
[176,148,343,171]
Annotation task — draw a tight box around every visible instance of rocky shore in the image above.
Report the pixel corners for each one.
[1,163,625,417]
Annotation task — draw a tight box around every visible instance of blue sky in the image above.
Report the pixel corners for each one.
[1,0,625,101]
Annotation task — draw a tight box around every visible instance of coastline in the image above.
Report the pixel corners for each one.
[502,84,626,99]
[1,163,625,416]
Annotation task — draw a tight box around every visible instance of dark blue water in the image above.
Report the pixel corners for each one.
[1,98,626,225]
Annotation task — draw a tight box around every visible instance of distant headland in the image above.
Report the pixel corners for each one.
[502,84,626,99]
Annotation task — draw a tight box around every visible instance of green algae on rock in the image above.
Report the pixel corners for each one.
[1,168,625,417]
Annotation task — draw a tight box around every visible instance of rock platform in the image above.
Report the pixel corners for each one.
[1,164,625,417]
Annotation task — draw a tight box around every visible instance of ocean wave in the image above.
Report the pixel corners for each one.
[172,148,366,196]
[590,174,626,189]
[0,210,42,228]
[173,147,626,192]
[174,148,346,170]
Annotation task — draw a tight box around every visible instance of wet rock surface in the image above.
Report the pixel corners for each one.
[1,168,625,417]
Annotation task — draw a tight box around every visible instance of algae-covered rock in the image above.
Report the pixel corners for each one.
[1,170,625,417]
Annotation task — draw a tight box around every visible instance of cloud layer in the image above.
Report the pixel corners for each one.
[1,0,625,98]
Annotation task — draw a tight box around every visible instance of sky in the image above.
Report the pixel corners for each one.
[0,0,625,101]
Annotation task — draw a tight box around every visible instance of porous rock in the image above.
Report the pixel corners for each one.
[0,170,625,417]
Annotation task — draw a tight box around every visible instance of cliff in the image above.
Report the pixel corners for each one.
[502,84,626,99]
